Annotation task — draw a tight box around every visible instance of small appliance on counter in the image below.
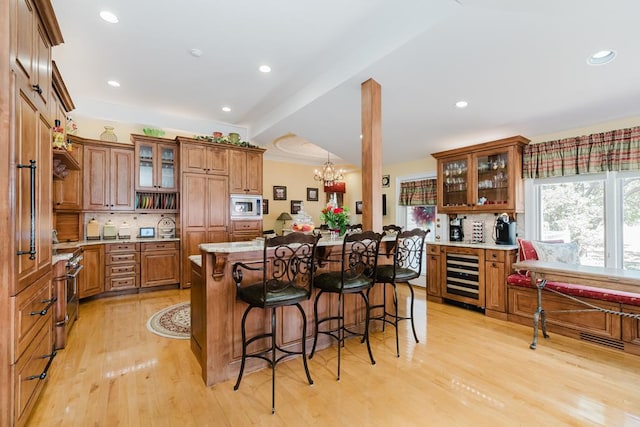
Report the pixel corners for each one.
[118,221,132,240]
[157,217,176,239]
[494,213,516,245]
[139,226,156,238]
[86,218,100,240]
[449,217,464,242]
[103,220,117,240]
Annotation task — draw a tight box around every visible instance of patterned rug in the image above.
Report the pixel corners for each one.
[146,302,190,339]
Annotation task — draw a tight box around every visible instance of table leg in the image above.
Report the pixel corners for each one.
[530,279,549,350]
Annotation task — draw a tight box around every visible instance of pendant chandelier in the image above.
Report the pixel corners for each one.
[314,152,344,186]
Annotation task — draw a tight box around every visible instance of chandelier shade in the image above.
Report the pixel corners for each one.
[314,152,344,186]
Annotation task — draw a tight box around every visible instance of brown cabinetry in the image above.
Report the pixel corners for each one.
[83,142,135,211]
[229,149,263,194]
[104,242,139,292]
[181,173,229,288]
[432,136,529,214]
[132,134,179,212]
[180,139,229,175]
[140,241,180,287]
[78,244,104,298]
[484,249,516,320]
[426,244,517,315]
[53,146,82,210]
[426,244,442,302]
[6,1,64,425]
[230,220,262,242]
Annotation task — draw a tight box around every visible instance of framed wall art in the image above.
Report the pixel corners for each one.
[306,187,319,202]
[290,200,303,214]
[355,201,363,215]
[262,199,269,215]
[273,185,287,200]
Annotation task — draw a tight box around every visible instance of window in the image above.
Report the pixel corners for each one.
[528,172,640,270]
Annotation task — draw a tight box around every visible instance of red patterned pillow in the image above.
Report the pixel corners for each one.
[516,238,564,276]
[517,238,538,263]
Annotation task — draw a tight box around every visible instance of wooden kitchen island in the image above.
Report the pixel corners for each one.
[190,238,390,386]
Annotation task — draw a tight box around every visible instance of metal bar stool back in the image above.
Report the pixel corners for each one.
[309,230,383,380]
[370,227,428,356]
[232,232,320,413]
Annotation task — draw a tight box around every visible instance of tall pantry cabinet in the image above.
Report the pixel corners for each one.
[3,0,64,425]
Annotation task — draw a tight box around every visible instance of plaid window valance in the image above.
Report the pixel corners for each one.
[399,178,437,206]
[523,126,640,178]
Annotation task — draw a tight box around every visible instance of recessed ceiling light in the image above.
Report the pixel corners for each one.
[455,100,468,109]
[189,48,203,58]
[259,65,271,73]
[99,11,119,24]
[107,80,120,87]
[222,106,231,112]
[588,49,616,65]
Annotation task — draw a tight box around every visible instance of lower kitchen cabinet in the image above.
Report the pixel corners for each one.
[230,219,263,242]
[105,242,139,292]
[140,241,180,287]
[78,244,104,299]
[426,243,516,317]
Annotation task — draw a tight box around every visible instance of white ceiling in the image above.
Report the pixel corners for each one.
[51,0,640,167]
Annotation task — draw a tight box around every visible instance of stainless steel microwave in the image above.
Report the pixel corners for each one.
[230,194,263,220]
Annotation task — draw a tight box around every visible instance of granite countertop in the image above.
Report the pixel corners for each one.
[54,237,180,251]
[52,252,73,264]
[199,234,397,254]
[428,240,518,251]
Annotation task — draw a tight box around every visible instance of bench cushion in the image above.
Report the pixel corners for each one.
[507,273,640,306]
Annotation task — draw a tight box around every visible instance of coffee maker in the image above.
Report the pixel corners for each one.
[494,213,516,245]
[449,217,464,241]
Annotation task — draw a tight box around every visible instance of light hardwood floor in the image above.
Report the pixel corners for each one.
[28,285,640,426]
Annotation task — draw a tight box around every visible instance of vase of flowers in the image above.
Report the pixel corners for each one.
[320,203,350,236]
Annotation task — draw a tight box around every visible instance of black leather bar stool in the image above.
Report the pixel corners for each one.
[369,228,428,357]
[309,230,382,380]
[232,232,320,414]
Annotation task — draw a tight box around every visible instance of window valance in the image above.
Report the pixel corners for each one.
[399,178,437,206]
[523,125,640,178]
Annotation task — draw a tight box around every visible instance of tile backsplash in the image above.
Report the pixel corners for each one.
[435,212,524,244]
[83,213,176,238]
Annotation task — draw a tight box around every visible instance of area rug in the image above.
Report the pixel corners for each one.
[146,302,190,339]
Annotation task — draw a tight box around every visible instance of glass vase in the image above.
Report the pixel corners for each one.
[100,126,118,142]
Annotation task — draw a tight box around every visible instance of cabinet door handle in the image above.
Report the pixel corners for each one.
[30,297,57,316]
[26,350,57,381]
[31,84,43,95]
[17,160,37,260]
[492,262,497,267]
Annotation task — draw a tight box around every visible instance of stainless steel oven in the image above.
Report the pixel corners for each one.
[54,247,82,349]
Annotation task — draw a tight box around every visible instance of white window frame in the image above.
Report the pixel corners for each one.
[525,171,640,269]
[394,172,437,230]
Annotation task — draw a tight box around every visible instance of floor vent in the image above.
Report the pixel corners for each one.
[579,332,625,350]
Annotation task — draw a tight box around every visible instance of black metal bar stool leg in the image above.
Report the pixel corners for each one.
[296,303,314,385]
[360,291,376,366]
[407,284,419,343]
[234,306,253,391]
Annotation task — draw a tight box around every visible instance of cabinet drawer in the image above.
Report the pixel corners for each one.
[141,241,179,252]
[106,264,137,277]
[231,220,261,232]
[485,250,506,263]
[14,323,54,426]
[427,245,441,255]
[14,273,53,362]
[105,243,139,253]
[106,276,138,291]
[105,252,139,265]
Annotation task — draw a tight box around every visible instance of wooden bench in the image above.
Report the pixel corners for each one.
[508,260,640,355]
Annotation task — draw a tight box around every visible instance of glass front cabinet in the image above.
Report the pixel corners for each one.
[132,135,179,211]
[433,136,529,214]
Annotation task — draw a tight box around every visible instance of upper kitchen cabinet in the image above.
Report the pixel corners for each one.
[229,148,264,195]
[82,139,135,211]
[178,137,229,175]
[13,0,63,115]
[432,136,529,214]
[131,134,179,212]
[131,134,178,192]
